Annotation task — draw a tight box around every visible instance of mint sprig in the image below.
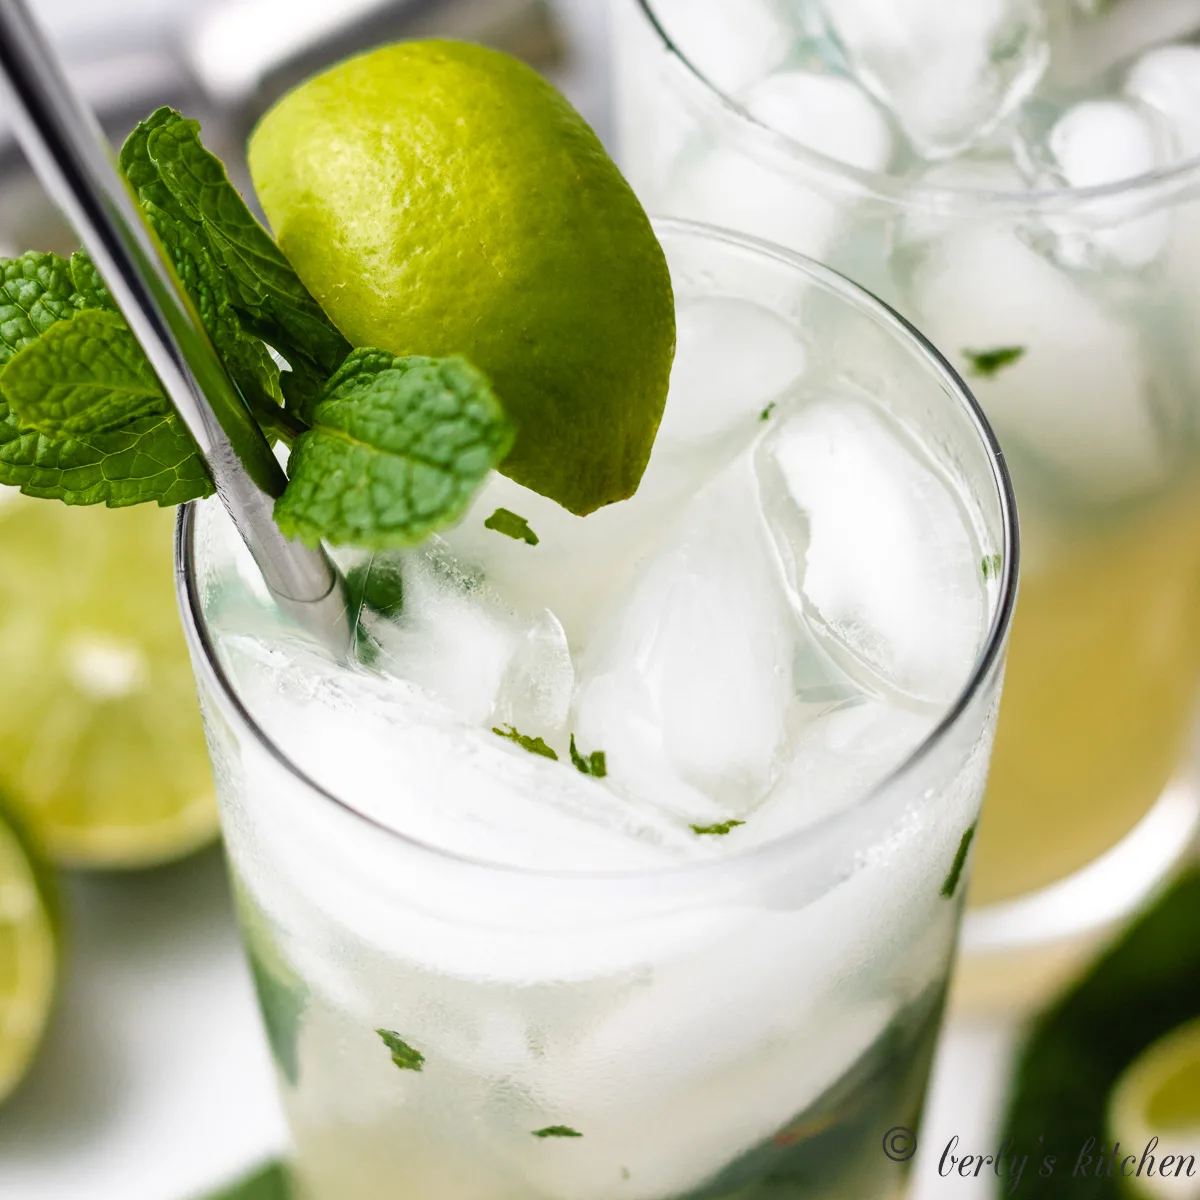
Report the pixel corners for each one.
[0,107,515,547]
[274,351,514,549]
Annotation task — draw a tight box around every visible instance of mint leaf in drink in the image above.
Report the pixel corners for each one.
[963,346,1025,379]
[760,402,776,422]
[940,823,976,899]
[569,735,607,778]
[493,724,558,761]
[3,310,171,435]
[275,351,514,549]
[532,1126,583,1139]
[690,820,746,836]
[120,107,348,419]
[981,553,1002,580]
[484,507,539,545]
[376,1029,425,1072]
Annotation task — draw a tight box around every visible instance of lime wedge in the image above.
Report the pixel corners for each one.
[0,800,57,1103]
[0,494,217,868]
[248,39,675,518]
[1110,1018,1200,1199]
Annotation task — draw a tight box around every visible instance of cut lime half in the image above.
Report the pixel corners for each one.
[0,494,217,868]
[1110,1017,1200,1199]
[0,802,57,1103]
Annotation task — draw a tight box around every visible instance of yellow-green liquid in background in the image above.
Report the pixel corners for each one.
[971,482,1200,907]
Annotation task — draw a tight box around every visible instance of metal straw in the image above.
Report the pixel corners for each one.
[0,0,353,655]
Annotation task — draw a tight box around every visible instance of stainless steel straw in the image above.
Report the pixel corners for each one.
[0,0,353,654]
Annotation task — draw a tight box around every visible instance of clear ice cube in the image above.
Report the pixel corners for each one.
[905,226,1171,499]
[1126,44,1200,161]
[820,0,1049,158]
[650,0,798,96]
[654,296,808,455]
[758,394,985,705]
[664,68,893,265]
[1018,97,1176,269]
[572,457,796,825]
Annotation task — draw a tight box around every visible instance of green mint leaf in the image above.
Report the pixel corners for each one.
[690,820,746,836]
[940,823,977,899]
[569,734,607,778]
[963,346,1025,379]
[3,309,170,435]
[120,107,348,418]
[0,252,83,364]
[247,948,306,1088]
[760,402,776,422]
[69,251,116,312]
[0,263,212,507]
[195,1163,291,1200]
[981,553,1002,580]
[376,1029,425,1072]
[484,507,539,545]
[532,1126,583,1139]
[275,351,514,550]
[493,724,558,761]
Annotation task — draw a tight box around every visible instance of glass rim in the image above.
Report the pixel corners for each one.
[175,217,1019,889]
[632,0,1200,214]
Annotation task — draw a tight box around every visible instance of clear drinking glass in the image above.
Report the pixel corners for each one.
[612,0,1200,1009]
[176,220,1017,1200]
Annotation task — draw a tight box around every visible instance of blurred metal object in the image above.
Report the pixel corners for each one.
[0,0,353,654]
[188,0,564,117]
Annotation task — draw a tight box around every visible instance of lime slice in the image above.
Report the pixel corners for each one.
[0,494,217,868]
[1110,1018,1200,1199]
[0,801,57,1103]
[248,39,675,518]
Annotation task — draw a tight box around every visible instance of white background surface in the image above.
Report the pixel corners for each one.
[0,1,1015,1196]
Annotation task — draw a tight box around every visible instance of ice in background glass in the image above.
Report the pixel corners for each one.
[176,221,1016,1200]
[612,0,1200,1007]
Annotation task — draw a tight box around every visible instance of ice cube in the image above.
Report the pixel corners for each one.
[654,296,807,454]
[649,0,798,96]
[572,459,796,825]
[905,227,1171,499]
[663,69,893,264]
[1019,98,1175,269]
[364,543,524,726]
[759,394,984,704]
[820,0,1048,158]
[1126,44,1200,161]
[492,608,575,739]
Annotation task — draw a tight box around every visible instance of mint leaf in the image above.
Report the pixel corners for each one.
[376,1029,425,1072]
[533,1126,583,1139]
[69,251,116,312]
[963,346,1025,379]
[690,820,745,836]
[493,724,558,761]
[0,252,83,363]
[275,351,514,549]
[3,309,170,434]
[981,553,1002,580]
[569,735,607,778]
[120,107,348,419]
[940,823,976,899]
[760,402,776,422]
[484,507,539,545]
[0,253,212,507]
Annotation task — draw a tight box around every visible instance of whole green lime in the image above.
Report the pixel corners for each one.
[248,40,675,516]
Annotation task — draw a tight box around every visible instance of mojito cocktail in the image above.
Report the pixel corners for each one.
[613,0,1200,1001]
[178,217,1016,1200]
